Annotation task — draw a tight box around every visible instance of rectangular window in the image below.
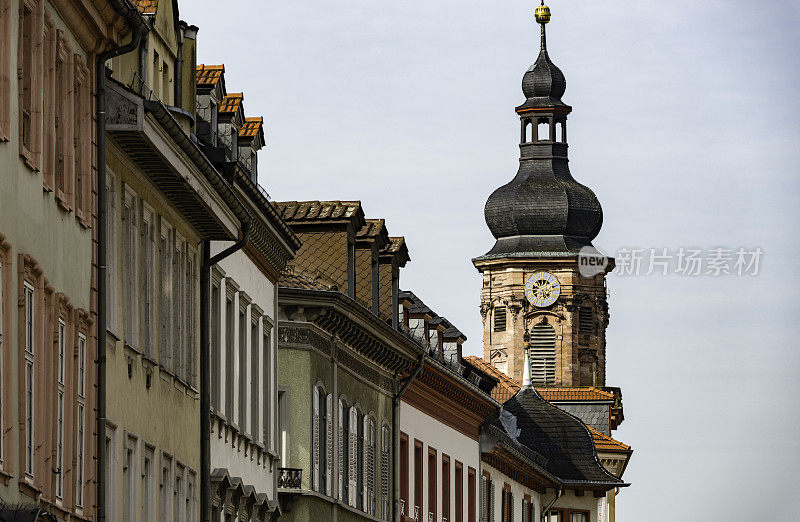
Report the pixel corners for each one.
[262,323,271,448]
[18,0,42,167]
[106,172,119,332]
[186,249,197,386]
[579,307,594,334]
[400,433,409,516]
[428,448,437,521]
[142,445,155,521]
[442,455,450,522]
[224,288,235,418]
[237,296,248,433]
[122,187,139,348]
[468,468,476,522]
[174,463,184,522]
[160,453,172,520]
[159,219,173,368]
[104,426,117,511]
[173,234,185,379]
[455,461,463,522]
[0,0,12,140]
[494,307,507,332]
[73,55,90,222]
[54,31,74,206]
[210,280,221,410]
[187,469,196,522]
[413,439,423,519]
[381,424,390,520]
[250,314,259,441]
[123,436,137,520]
[55,320,66,498]
[140,205,156,358]
[76,333,86,507]
[23,282,34,477]
[41,16,54,189]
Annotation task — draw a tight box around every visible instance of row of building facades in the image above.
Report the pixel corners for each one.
[0,0,632,521]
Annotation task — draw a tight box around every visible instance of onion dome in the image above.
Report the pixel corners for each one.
[478,3,603,259]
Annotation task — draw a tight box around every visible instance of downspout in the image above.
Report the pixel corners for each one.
[175,22,184,108]
[96,3,148,521]
[392,354,425,522]
[200,222,251,522]
[540,485,563,521]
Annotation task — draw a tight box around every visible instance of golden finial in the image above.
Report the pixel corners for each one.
[535,2,551,24]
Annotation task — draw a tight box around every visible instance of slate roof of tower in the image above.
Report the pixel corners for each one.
[196,64,225,87]
[498,386,624,487]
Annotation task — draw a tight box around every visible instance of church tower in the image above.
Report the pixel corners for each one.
[473,3,614,387]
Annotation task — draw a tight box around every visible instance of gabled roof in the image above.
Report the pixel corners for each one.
[239,117,264,138]
[536,387,615,402]
[587,426,631,453]
[276,200,364,226]
[219,93,243,114]
[380,236,410,267]
[499,387,625,488]
[131,0,158,14]
[196,64,225,92]
[279,268,337,291]
[464,356,519,402]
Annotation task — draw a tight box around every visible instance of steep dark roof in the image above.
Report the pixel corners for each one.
[500,387,624,487]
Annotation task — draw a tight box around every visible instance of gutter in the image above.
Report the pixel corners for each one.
[200,220,251,522]
[391,354,424,522]
[540,485,563,521]
[95,3,148,521]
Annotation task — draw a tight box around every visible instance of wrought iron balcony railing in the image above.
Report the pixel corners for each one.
[277,467,302,489]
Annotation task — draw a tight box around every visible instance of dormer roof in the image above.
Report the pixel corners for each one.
[196,64,225,87]
[276,201,365,229]
[219,93,243,114]
[131,0,158,14]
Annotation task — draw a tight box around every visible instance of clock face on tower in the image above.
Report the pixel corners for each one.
[524,272,561,308]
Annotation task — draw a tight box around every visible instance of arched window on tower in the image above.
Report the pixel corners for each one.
[537,119,550,141]
[523,119,534,143]
[556,121,565,143]
[530,322,556,385]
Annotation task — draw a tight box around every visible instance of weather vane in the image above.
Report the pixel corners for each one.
[534,1,552,51]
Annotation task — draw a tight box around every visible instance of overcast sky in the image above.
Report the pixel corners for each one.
[181,1,800,519]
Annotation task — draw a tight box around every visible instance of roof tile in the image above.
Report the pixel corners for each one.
[131,0,158,14]
[239,117,263,138]
[196,64,225,86]
[219,93,243,114]
[587,426,632,452]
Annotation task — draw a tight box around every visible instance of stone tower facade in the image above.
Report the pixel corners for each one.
[473,5,613,387]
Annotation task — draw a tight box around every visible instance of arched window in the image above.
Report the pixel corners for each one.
[530,322,556,385]
[348,405,359,506]
[556,121,565,143]
[537,119,550,141]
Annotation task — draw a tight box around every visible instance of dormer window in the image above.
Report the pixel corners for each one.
[209,98,218,146]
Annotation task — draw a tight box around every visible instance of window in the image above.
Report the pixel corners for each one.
[480,472,494,522]
[537,120,550,141]
[76,333,86,506]
[325,393,333,496]
[162,61,170,105]
[250,313,259,441]
[185,247,197,386]
[428,448,437,521]
[41,15,54,189]
[355,408,364,509]
[142,445,155,521]
[187,470,196,522]
[312,385,324,492]
[0,258,3,466]
[152,50,159,95]
[237,294,248,432]
[442,455,450,522]
[579,307,594,334]
[18,0,42,168]
[105,425,117,511]
[224,284,235,418]
[493,307,507,332]
[399,433,409,517]
[159,219,173,368]
[122,187,139,348]
[455,461,463,522]
[409,318,425,341]
[381,424,391,520]
[338,398,347,501]
[278,389,289,465]
[23,282,34,477]
[106,172,119,332]
[210,278,221,410]
[414,439,423,519]
[174,463,184,522]
[530,323,557,385]
[0,0,12,141]
[160,453,172,520]
[54,31,74,206]
[173,234,185,379]
[55,320,66,498]
[500,485,513,522]
[366,417,376,515]
[468,468,476,522]
[140,205,156,358]
[73,55,90,222]
[263,322,273,448]
[123,435,138,520]
[348,406,358,507]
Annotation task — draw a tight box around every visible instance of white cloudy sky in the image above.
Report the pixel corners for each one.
[181,1,800,519]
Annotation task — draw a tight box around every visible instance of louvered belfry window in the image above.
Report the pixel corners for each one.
[579,307,594,334]
[530,323,557,385]
[493,307,507,332]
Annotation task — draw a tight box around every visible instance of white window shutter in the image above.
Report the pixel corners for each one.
[509,491,513,522]
[480,476,487,522]
[338,400,344,500]
[348,407,358,507]
[326,394,333,496]
[361,415,368,511]
[312,388,320,491]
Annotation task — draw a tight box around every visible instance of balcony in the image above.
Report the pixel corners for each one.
[277,467,302,489]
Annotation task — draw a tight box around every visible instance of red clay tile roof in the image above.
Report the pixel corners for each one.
[536,387,615,402]
[239,117,263,138]
[276,201,364,224]
[587,426,632,453]
[219,93,243,114]
[131,0,158,14]
[464,356,520,402]
[196,64,225,87]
